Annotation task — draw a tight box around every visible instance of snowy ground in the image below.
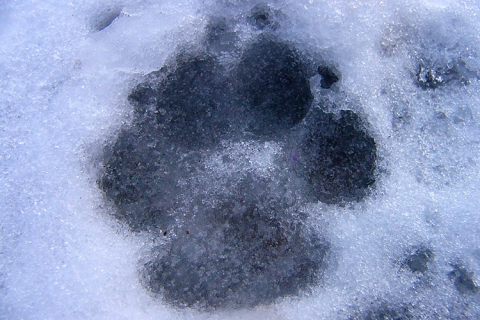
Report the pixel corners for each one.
[1,0,480,319]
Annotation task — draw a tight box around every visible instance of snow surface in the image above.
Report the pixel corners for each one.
[1,0,480,319]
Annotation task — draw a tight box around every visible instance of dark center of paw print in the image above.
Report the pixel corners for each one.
[98,13,377,310]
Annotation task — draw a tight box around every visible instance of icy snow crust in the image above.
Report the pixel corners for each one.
[1,0,480,319]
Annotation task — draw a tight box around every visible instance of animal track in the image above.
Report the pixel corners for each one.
[98,11,377,310]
